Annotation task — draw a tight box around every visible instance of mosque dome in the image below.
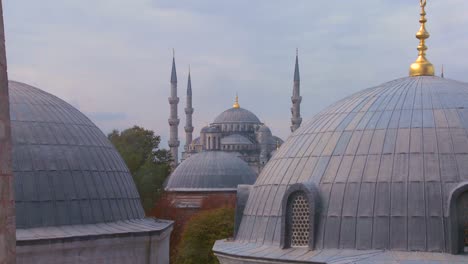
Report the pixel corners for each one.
[165,151,256,191]
[9,81,145,229]
[213,107,261,124]
[234,76,468,253]
[257,125,272,134]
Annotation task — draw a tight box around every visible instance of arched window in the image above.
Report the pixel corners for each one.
[459,192,468,252]
[207,136,211,150]
[281,183,318,250]
[286,192,310,247]
[449,182,468,254]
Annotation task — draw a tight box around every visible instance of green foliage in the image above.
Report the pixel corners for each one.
[175,208,235,264]
[108,126,172,212]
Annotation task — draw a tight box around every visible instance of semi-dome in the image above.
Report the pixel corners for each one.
[233,76,468,253]
[213,107,261,124]
[9,81,145,228]
[165,151,256,191]
[221,134,253,145]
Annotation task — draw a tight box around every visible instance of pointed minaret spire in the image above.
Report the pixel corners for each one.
[185,66,194,152]
[441,64,445,78]
[291,48,302,133]
[168,50,180,169]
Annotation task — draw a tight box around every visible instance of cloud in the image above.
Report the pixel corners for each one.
[4,0,468,150]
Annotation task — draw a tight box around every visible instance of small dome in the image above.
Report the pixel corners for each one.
[221,134,253,145]
[9,81,144,228]
[257,125,272,134]
[165,151,256,191]
[200,126,210,133]
[192,137,201,145]
[213,107,261,124]
[236,76,468,253]
[206,126,220,133]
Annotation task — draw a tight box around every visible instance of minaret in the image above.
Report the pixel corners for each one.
[168,51,180,168]
[441,64,445,78]
[0,1,16,262]
[184,67,194,151]
[291,48,302,132]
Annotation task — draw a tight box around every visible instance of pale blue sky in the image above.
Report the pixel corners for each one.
[4,0,468,148]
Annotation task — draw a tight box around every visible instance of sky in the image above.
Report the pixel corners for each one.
[4,0,468,149]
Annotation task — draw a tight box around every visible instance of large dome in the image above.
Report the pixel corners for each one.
[165,151,256,191]
[213,107,261,124]
[235,76,468,253]
[9,81,145,228]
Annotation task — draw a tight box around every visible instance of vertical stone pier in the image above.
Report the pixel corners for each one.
[0,1,16,262]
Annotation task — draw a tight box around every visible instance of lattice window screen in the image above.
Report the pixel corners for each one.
[290,193,310,247]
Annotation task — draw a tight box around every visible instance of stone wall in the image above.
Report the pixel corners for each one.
[151,191,237,261]
[0,0,16,262]
[16,229,172,264]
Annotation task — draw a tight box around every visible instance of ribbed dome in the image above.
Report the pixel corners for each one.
[166,151,256,191]
[213,107,261,124]
[236,76,468,252]
[9,81,144,228]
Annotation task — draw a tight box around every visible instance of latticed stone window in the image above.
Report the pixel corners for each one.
[288,192,310,247]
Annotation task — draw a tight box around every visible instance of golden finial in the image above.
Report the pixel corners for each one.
[409,0,435,77]
[233,93,240,109]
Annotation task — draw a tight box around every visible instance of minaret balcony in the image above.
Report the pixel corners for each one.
[291,96,302,104]
[168,118,180,126]
[185,108,194,114]
[184,126,194,133]
[291,117,302,124]
[168,140,180,147]
[168,97,180,104]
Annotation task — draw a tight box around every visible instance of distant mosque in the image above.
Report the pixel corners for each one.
[167,50,304,174]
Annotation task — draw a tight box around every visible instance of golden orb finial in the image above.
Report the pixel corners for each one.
[409,0,435,77]
[233,93,240,109]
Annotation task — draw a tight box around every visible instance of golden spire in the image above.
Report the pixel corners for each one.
[409,0,435,77]
[233,93,240,109]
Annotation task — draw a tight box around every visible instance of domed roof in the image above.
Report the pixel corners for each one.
[206,126,220,133]
[165,151,256,191]
[221,134,253,145]
[213,107,261,124]
[9,81,144,229]
[235,76,468,252]
[257,125,272,134]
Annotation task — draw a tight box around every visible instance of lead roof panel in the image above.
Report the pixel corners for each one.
[234,76,468,254]
[9,81,145,228]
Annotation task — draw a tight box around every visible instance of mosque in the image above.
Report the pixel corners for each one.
[166,50,304,173]
[154,43,302,256]
[214,1,468,263]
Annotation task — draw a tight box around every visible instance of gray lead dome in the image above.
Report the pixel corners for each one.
[166,151,256,191]
[213,107,261,124]
[10,81,145,228]
[235,76,468,252]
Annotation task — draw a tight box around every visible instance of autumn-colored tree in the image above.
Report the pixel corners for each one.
[175,208,235,264]
[108,126,171,212]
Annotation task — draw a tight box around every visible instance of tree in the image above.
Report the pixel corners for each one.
[175,208,235,264]
[108,126,172,212]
